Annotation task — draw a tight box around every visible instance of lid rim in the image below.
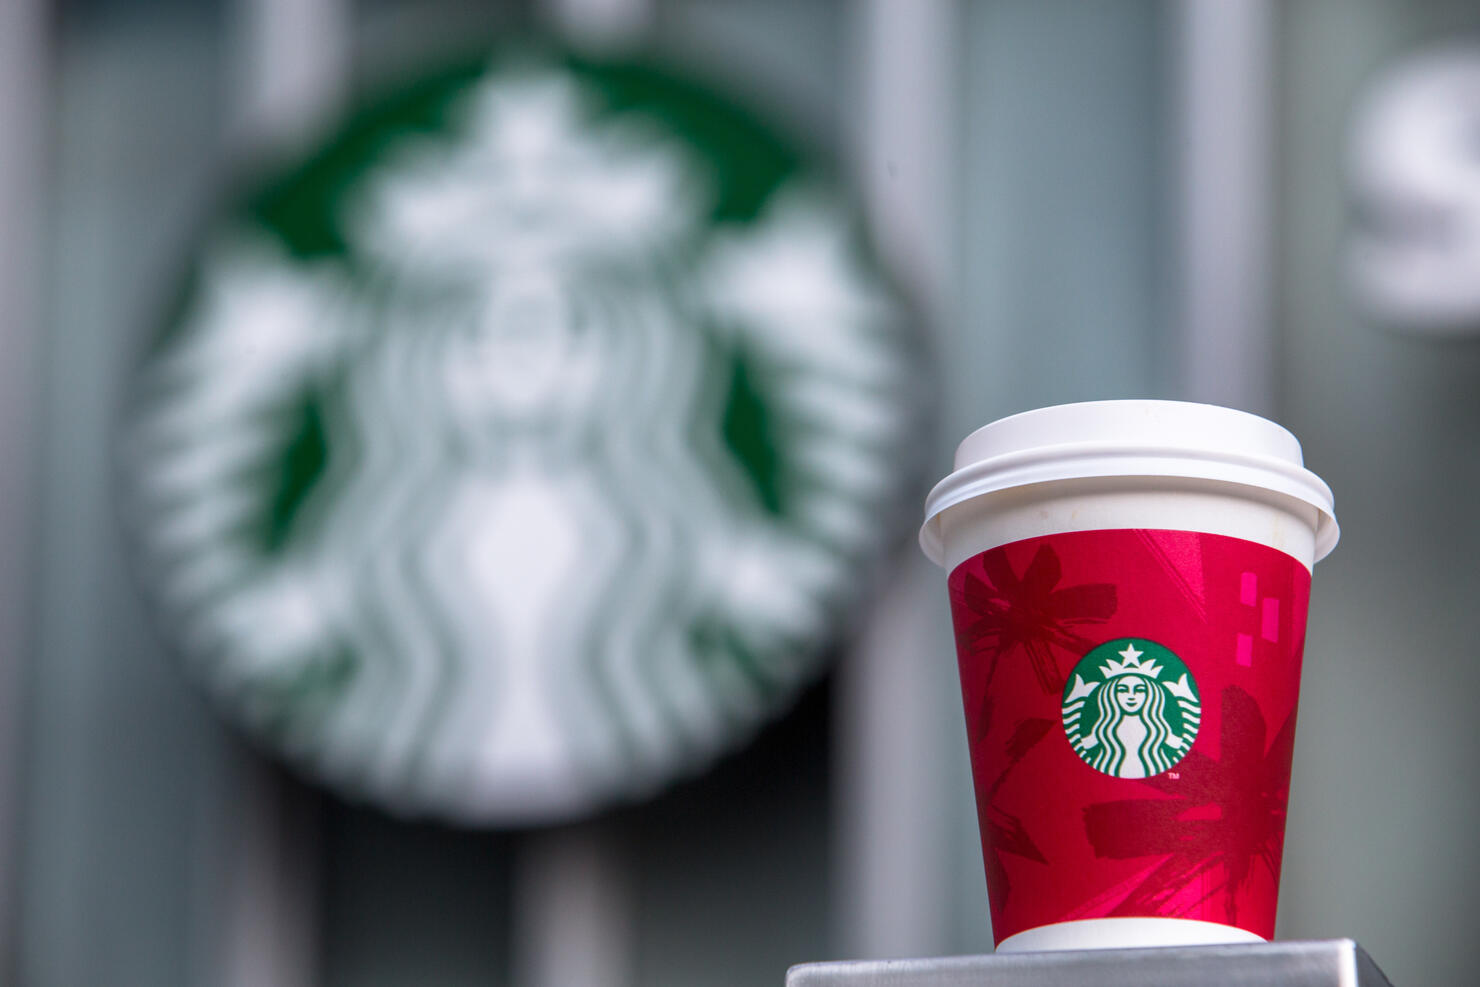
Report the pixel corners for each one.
[919,449,1338,567]
[925,444,1333,520]
[951,399,1304,470]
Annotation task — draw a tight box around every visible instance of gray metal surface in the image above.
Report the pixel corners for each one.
[787,939,1393,986]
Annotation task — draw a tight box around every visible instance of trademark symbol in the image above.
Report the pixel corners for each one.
[1169,772,1180,780]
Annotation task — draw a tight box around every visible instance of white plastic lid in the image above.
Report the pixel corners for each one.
[920,400,1339,566]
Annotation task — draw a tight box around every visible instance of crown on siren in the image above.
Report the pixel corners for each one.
[1099,642,1164,680]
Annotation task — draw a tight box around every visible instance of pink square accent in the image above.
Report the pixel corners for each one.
[1235,632,1254,667]
[1240,571,1258,606]
[1262,597,1280,642]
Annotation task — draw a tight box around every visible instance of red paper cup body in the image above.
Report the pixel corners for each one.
[948,527,1311,948]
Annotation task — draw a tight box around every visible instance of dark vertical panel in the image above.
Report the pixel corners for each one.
[320,803,513,987]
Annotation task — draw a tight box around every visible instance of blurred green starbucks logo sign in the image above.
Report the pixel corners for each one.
[122,53,930,823]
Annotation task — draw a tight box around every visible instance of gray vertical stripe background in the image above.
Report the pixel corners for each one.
[836,0,961,962]
[0,0,46,976]
[1175,0,1276,414]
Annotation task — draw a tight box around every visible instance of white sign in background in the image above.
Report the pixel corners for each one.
[1349,44,1480,335]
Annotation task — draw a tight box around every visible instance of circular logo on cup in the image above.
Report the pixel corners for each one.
[1061,639,1200,779]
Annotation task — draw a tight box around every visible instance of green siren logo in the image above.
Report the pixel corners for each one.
[120,55,929,823]
[1061,639,1201,779]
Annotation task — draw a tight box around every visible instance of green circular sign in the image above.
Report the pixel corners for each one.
[122,52,929,823]
[1061,639,1201,779]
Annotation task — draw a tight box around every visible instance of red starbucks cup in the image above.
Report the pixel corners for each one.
[920,401,1338,952]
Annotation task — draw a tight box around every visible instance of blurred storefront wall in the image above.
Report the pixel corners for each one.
[12,2,1480,987]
